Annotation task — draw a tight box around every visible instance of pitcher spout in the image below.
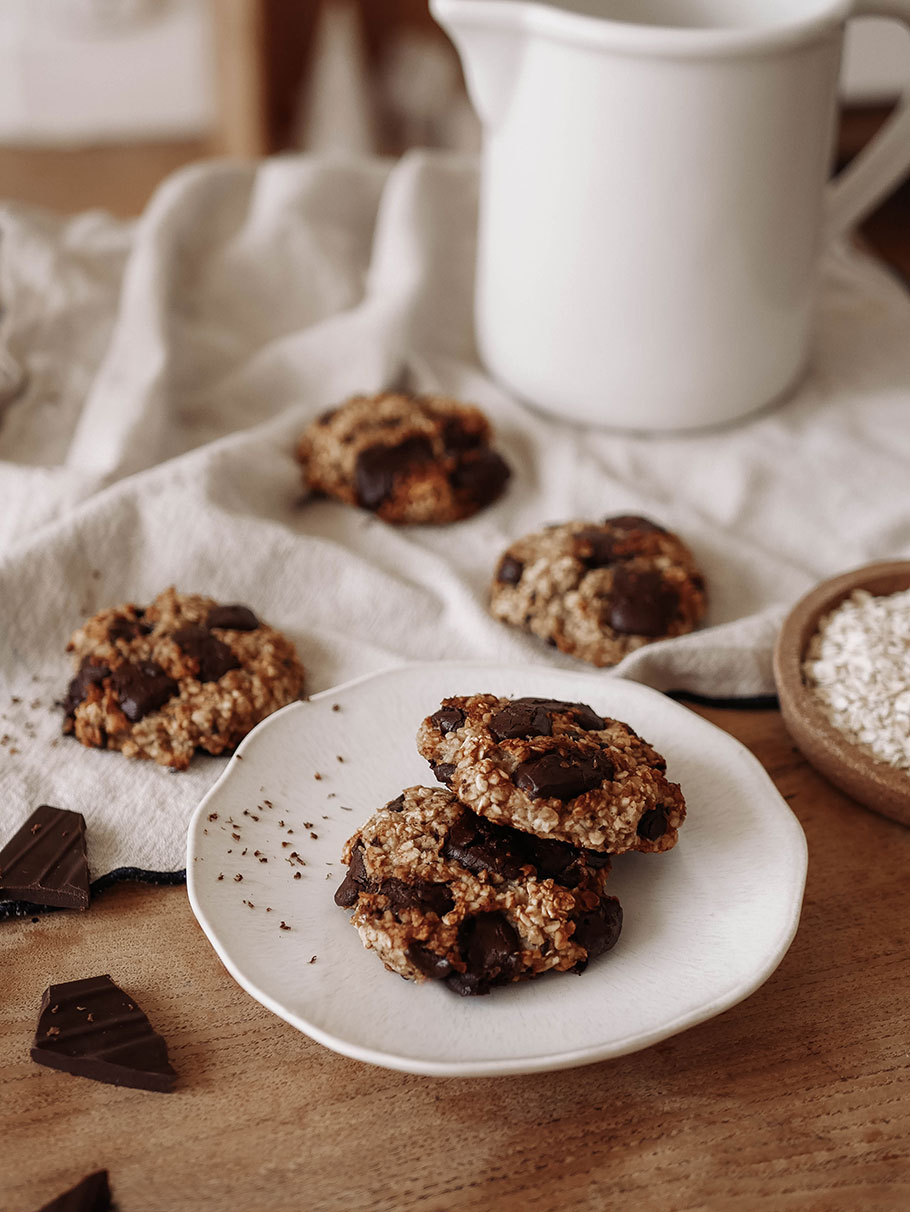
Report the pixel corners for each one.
[430,0,527,129]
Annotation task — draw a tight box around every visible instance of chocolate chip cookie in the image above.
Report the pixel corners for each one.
[297,392,511,524]
[417,695,685,853]
[489,515,706,666]
[63,587,305,770]
[334,786,622,995]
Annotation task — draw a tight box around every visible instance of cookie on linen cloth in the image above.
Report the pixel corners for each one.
[297,391,511,524]
[417,695,686,854]
[333,786,622,996]
[489,515,706,667]
[62,587,305,770]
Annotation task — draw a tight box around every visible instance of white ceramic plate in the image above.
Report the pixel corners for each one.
[187,662,807,1077]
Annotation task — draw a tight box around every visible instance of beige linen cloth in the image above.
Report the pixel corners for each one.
[1,152,909,880]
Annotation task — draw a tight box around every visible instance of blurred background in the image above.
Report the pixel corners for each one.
[0,0,908,273]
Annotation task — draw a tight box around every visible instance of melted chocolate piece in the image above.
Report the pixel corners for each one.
[430,761,456,786]
[636,806,668,841]
[443,809,598,889]
[513,750,613,801]
[496,555,524,585]
[450,449,510,507]
[603,514,666,533]
[441,418,484,453]
[172,626,240,682]
[379,877,455,918]
[110,661,177,722]
[575,527,624,569]
[446,911,521,996]
[31,974,177,1092]
[63,662,110,720]
[490,697,605,738]
[333,843,367,907]
[206,604,260,632]
[572,898,623,971]
[443,812,525,881]
[407,942,454,980]
[37,1169,112,1212]
[489,700,553,741]
[317,406,338,426]
[429,706,465,735]
[0,805,90,910]
[355,436,434,509]
[385,794,406,813]
[607,567,679,637]
[108,616,151,643]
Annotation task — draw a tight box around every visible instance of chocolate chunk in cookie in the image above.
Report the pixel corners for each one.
[334,787,621,994]
[297,391,511,525]
[489,515,706,666]
[62,587,305,770]
[417,693,685,853]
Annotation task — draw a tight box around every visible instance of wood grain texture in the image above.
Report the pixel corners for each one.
[2,705,909,1212]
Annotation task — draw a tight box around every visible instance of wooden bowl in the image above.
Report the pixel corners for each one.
[773,560,910,828]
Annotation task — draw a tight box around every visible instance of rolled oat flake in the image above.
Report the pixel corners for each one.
[803,587,910,769]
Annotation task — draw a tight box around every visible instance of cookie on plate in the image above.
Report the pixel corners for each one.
[489,515,706,666]
[417,694,686,854]
[297,391,511,524]
[334,785,622,995]
[63,587,304,770]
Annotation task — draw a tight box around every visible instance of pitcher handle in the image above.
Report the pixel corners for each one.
[827,0,910,238]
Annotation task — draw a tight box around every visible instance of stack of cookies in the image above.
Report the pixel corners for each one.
[334,695,686,996]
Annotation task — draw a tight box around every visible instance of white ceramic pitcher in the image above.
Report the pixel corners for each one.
[431,0,910,431]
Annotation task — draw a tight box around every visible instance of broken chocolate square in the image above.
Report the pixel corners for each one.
[36,1169,112,1212]
[31,975,177,1093]
[0,805,90,910]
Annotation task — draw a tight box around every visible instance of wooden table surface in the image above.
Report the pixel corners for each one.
[3,702,909,1212]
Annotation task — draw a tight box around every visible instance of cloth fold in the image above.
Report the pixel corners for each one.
[1,151,909,878]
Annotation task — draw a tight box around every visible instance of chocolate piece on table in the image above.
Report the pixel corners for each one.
[31,974,177,1093]
[36,1170,112,1212]
[0,805,90,910]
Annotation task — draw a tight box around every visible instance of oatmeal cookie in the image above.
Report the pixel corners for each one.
[489,514,706,666]
[62,587,305,770]
[297,391,510,524]
[417,694,685,853]
[334,786,621,995]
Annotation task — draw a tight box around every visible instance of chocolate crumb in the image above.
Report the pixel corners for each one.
[253,850,261,857]
[308,955,316,963]
[278,820,285,827]
[281,841,290,848]
[217,874,223,881]
[208,813,219,821]
[259,856,268,864]
[314,772,322,781]
[231,833,240,841]
[303,822,313,829]
[340,805,352,812]
[234,874,243,882]
[280,921,291,931]
[236,754,243,760]
[241,848,247,856]
[331,704,341,712]
[294,872,302,879]
[264,800,273,808]
[327,792,337,799]
[336,755,344,763]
